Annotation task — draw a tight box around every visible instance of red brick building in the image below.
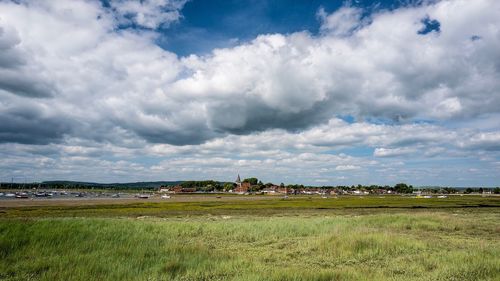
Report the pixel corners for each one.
[172,185,196,193]
[233,174,251,193]
[234,182,251,193]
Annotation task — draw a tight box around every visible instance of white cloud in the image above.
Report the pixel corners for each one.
[374,147,417,157]
[335,165,361,171]
[458,132,500,151]
[317,6,364,36]
[110,0,187,29]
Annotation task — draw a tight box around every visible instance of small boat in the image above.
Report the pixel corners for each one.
[0,192,4,197]
[35,192,47,197]
[5,193,15,198]
[111,193,120,198]
[137,194,150,199]
[160,195,171,199]
[15,192,29,199]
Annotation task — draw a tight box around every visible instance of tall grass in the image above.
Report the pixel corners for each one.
[1,211,499,280]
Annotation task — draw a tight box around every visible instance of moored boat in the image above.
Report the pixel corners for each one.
[15,192,29,199]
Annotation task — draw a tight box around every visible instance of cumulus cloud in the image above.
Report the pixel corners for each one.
[1,0,500,146]
[0,0,499,185]
[0,25,55,98]
[167,0,500,140]
[0,101,71,144]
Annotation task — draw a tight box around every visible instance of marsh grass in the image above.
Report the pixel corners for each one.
[1,195,499,218]
[1,210,499,281]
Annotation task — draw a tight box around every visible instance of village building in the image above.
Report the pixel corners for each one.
[233,174,251,193]
[158,187,170,193]
[171,185,196,193]
[172,185,183,193]
[276,187,289,194]
[262,185,278,194]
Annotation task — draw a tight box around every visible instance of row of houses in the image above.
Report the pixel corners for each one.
[158,186,389,196]
[158,175,402,195]
[159,186,196,193]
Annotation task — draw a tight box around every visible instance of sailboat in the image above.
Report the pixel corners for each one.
[137,189,150,199]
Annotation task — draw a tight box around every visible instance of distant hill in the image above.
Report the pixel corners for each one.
[1,180,237,190]
[41,180,184,189]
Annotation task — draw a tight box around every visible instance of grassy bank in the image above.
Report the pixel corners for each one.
[1,210,499,281]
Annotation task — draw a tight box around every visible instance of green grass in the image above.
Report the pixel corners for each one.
[0,196,499,280]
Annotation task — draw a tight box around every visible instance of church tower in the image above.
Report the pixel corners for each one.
[235,174,241,188]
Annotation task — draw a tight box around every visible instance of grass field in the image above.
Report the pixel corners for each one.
[1,195,499,281]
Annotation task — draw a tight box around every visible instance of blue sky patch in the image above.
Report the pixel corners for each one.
[157,0,426,56]
[418,16,440,35]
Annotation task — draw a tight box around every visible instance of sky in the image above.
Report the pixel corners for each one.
[0,0,499,186]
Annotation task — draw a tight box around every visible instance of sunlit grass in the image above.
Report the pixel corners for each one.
[1,210,499,281]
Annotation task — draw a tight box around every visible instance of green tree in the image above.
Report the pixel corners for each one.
[223,182,234,191]
[243,178,258,185]
[394,183,413,194]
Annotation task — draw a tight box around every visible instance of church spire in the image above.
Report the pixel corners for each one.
[235,174,241,183]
